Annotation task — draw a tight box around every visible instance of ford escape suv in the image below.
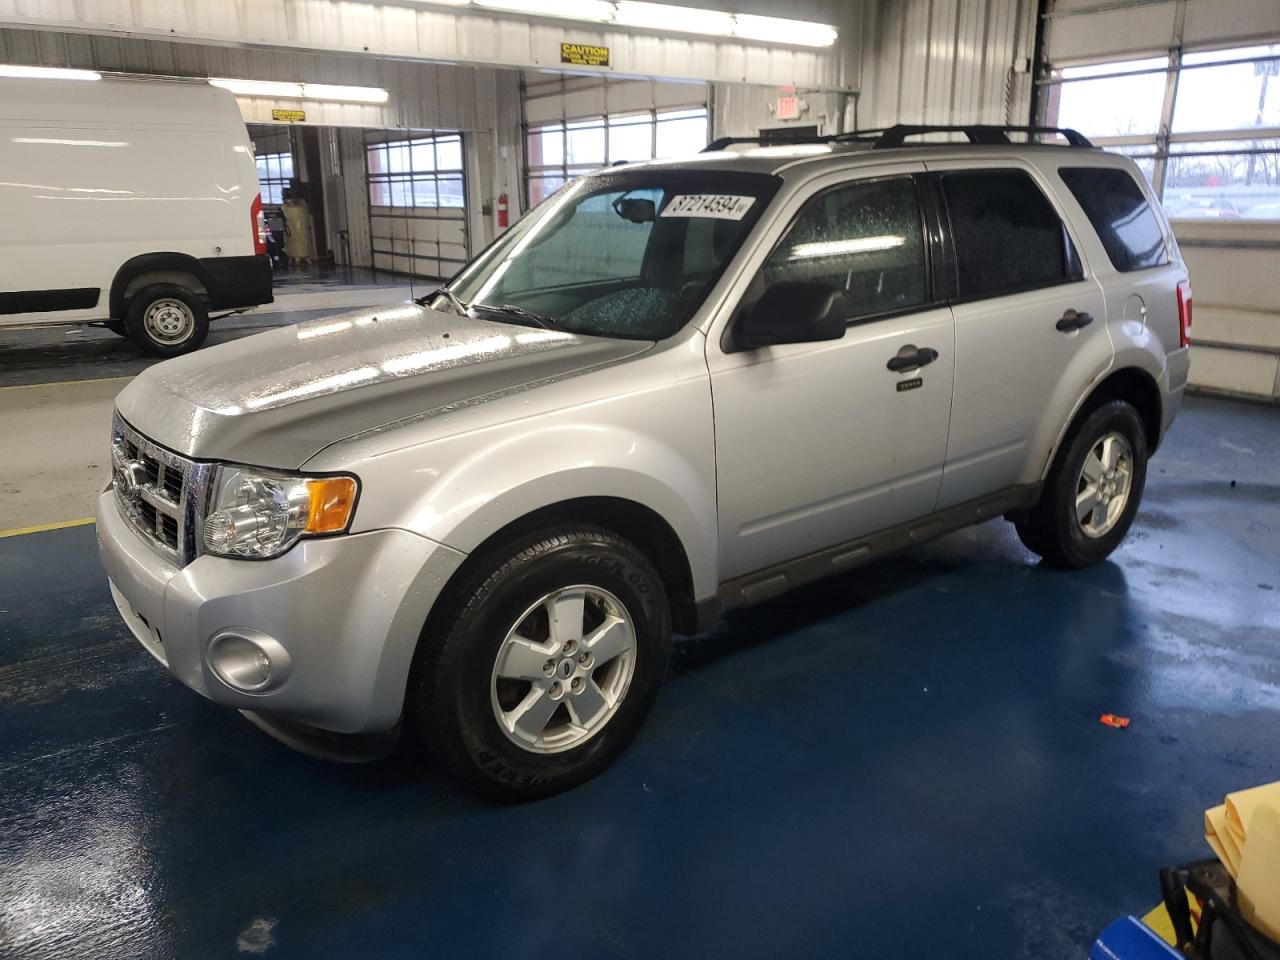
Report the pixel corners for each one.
[98,124,1192,800]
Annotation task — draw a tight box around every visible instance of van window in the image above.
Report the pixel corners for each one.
[1059,167,1169,272]
[761,177,928,321]
[941,170,1082,299]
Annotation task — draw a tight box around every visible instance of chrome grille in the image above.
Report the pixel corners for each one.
[111,413,212,566]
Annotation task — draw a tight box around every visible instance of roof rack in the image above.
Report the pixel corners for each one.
[703,123,1094,153]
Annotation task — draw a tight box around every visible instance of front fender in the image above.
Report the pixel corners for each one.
[346,422,720,601]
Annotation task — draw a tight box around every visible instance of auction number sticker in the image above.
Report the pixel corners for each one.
[660,194,756,220]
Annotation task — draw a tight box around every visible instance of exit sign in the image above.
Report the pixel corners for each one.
[776,95,801,121]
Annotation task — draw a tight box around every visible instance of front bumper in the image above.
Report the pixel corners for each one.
[96,489,465,735]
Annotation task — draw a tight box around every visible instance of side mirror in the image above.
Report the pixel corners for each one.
[735,282,848,350]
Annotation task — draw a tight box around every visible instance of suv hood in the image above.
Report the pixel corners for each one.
[115,302,650,468]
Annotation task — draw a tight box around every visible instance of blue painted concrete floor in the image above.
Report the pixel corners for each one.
[1,395,1276,960]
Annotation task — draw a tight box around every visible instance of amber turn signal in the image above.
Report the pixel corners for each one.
[304,476,358,533]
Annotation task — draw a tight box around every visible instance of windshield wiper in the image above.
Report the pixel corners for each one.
[473,302,557,330]
[416,287,470,316]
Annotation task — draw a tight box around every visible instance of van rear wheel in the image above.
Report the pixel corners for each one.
[125,283,209,356]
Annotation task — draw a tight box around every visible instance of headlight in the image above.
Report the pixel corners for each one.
[202,465,359,559]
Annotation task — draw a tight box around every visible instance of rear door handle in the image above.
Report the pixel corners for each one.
[886,345,939,373]
[1056,309,1094,333]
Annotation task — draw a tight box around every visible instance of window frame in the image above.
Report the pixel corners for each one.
[933,165,1088,305]
[737,172,944,336]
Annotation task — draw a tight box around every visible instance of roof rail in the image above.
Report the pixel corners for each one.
[702,124,1093,153]
[859,124,1094,148]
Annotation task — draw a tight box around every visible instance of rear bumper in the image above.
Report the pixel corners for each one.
[96,488,466,735]
[198,254,273,311]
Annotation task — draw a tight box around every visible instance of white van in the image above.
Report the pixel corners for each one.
[0,74,272,355]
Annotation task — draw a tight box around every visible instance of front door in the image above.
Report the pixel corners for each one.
[709,168,956,581]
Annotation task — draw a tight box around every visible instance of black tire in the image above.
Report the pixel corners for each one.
[124,283,209,357]
[410,527,672,802]
[1016,399,1148,569]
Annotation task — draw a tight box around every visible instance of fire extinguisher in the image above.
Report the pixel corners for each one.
[497,192,509,230]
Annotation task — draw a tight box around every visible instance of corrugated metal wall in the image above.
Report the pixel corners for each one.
[857,0,1036,130]
[0,28,515,132]
[0,0,843,90]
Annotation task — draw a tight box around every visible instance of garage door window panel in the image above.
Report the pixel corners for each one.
[255,151,293,206]
[759,177,930,323]
[525,108,708,208]
[941,171,1083,301]
[1059,167,1169,272]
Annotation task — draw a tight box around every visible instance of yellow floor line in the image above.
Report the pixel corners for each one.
[0,517,96,539]
[0,374,133,392]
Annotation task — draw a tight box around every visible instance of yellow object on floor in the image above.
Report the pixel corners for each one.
[1204,778,1280,943]
[1205,802,1244,875]
[1236,802,1280,942]
[1143,894,1200,947]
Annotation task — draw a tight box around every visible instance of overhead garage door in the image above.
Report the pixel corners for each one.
[364,130,469,280]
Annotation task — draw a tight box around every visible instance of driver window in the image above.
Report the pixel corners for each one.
[760,177,928,321]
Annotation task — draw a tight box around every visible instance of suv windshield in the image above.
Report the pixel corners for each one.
[447,169,780,340]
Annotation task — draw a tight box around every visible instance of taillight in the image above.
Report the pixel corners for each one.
[250,192,267,257]
[1176,280,1193,348]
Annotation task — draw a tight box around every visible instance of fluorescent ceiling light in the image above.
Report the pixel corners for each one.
[209,78,389,104]
[732,14,838,48]
[0,64,101,81]
[474,0,614,21]
[614,1,734,35]
[302,83,389,104]
[210,78,304,98]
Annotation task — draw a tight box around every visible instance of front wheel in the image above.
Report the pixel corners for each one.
[411,527,672,801]
[124,283,209,357]
[1016,399,1149,568]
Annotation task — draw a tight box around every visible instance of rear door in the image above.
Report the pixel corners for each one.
[927,162,1112,508]
[709,164,956,581]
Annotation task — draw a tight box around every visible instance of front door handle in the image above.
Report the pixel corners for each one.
[1056,309,1095,332]
[886,345,939,373]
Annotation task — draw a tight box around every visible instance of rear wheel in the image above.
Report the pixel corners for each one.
[124,283,209,356]
[410,527,672,801]
[1016,399,1148,568]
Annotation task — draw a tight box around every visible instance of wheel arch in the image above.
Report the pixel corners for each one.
[1043,365,1164,481]
[429,496,701,637]
[110,253,211,318]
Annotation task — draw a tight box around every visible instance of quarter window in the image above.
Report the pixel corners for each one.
[941,170,1081,299]
[761,177,928,322]
[1059,167,1169,272]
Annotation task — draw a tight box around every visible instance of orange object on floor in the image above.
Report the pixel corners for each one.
[1100,713,1131,728]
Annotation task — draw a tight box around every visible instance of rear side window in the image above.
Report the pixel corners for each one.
[941,170,1082,300]
[1059,166,1169,272]
[761,176,928,321]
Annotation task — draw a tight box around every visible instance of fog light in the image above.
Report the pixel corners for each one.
[207,630,291,693]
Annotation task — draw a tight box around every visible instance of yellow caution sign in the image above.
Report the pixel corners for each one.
[271,109,306,123]
[560,43,609,67]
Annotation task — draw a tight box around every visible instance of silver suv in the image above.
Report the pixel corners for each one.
[98,125,1192,799]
